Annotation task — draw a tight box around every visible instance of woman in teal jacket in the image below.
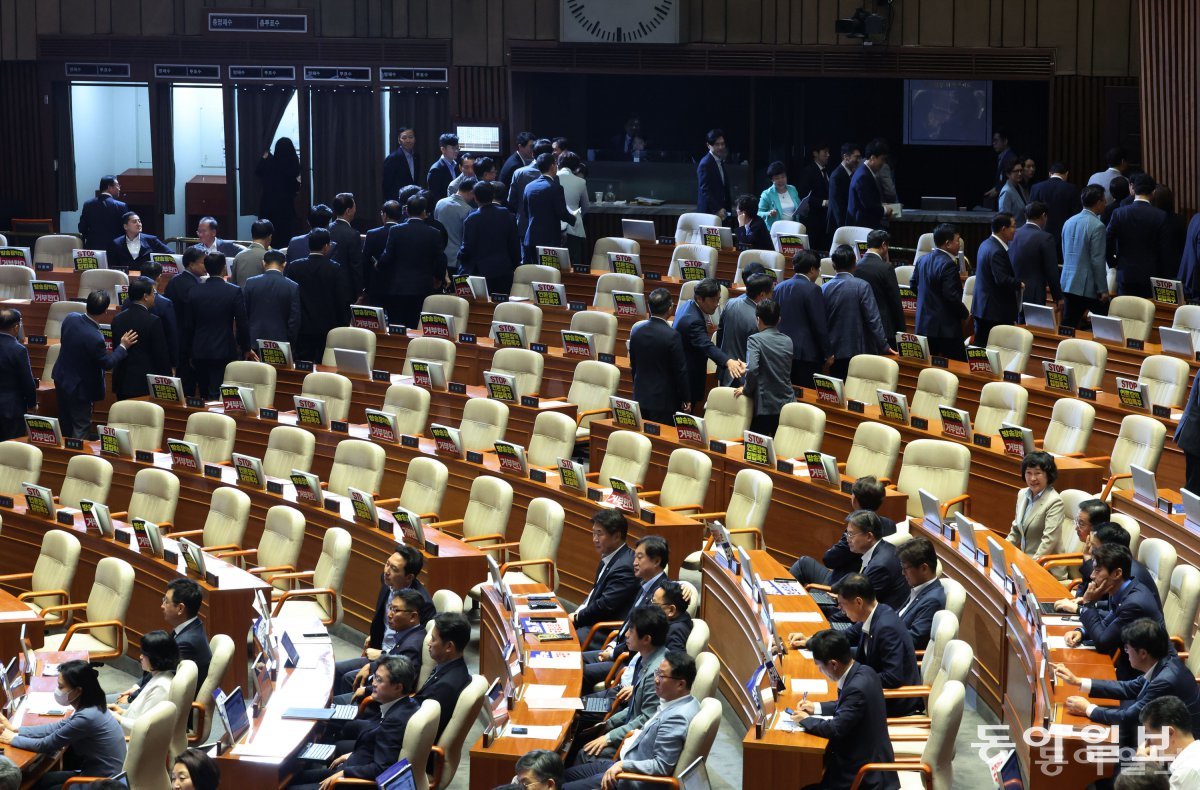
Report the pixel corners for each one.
[757,161,802,230]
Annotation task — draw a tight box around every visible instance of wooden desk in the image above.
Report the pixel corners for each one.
[1111,488,1200,569]
[1026,324,1199,389]
[2,650,89,781]
[561,270,748,313]
[0,591,44,667]
[463,300,641,356]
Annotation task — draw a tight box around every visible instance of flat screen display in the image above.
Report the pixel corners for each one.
[456,125,502,153]
[903,80,992,146]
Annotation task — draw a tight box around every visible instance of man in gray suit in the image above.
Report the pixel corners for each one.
[192,216,245,260]
[244,250,301,345]
[231,220,273,287]
[736,298,794,436]
[715,272,773,386]
[564,650,700,790]
[822,244,895,380]
[434,177,476,266]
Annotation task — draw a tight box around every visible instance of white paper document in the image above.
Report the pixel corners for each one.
[522,684,567,700]
[526,651,579,669]
[790,679,830,695]
[526,697,584,711]
[773,611,825,623]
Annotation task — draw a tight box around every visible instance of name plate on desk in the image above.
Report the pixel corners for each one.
[1153,405,1172,419]
[1079,387,1097,401]
[911,416,930,430]
[640,507,656,524]
[27,335,46,345]
[185,397,205,409]
[294,360,314,372]
[645,271,662,281]
[643,422,660,436]
[424,539,439,557]
[0,496,14,509]
[56,510,74,526]
[163,549,178,566]
[568,301,586,312]
[519,396,538,408]
[777,459,796,474]
[260,408,278,421]
[134,450,154,463]
[64,437,84,451]
[1127,338,1145,350]
[448,382,467,394]
[709,440,728,453]
[205,571,219,588]
[530,342,548,354]
[371,369,390,382]
[114,527,130,544]
[930,356,948,369]
[323,498,340,512]
[388,324,407,335]
[1158,497,1175,515]
[846,399,865,414]
[458,333,477,344]
[397,435,419,450]
[1003,370,1021,383]
[840,480,854,494]
[1057,325,1076,337]
[203,464,222,479]
[973,434,992,448]
[571,264,590,274]
[587,487,602,502]
[331,420,349,433]
[267,480,284,495]
[466,451,484,464]
[35,262,52,272]
[530,468,548,483]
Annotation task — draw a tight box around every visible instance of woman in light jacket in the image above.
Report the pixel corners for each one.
[556,151,590,269]
[111,629,179,735]
[1007,451,1064,559]
[757,161,801,231]
[998,159,1027,220]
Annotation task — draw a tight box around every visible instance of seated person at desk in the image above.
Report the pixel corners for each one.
[570,511,639,648]
[1137,696,1200,788]
[110,629,178,735]
[793,507,909,614]
[413,612,471,738]
[1065,543,1166,681]
[290,656,421,790]
[119,578,211,703]
[789,477,896,586]
[792,630,900,790]
[895,537,947,651]
[337,588,426,699]
[514,750,564,790]
[1057,521,1162,613]
[564,651,700,790]
[734,194,773,250]
[581,536,672,691]
[576,607,670,763]
[1051,497,1108,591]
[1006,451,1064,560]
[0,660,126,790]
[172,747,221,790]
[1054,619,1200,747]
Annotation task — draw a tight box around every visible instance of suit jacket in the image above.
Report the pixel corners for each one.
[78,194,128,252]
[191,240,245,260]
[695,152,731,215]
[848,165,886,229]
[971,235,1021,323]
[1009,222,1062,306]
[1175,366,1200,456]
[558,169,589,238]
[434,194,473,264]
[1179,213,1200,299]
[426,158,456,205]
[285,253,350,339]
[343,695,420,780]
[1007,487,1064,558]
[629,316,690,417]
[715,295,758,387]
[1079,578,1166,680]
[850,604,922,716]
[110,303,170,399]
[285,233,339,264]
[376,218,447,298]
[672,299,730,403]
[183,277,250,361]
[162,271,202,363]
[897,580,947,652]
[613,574,672,643]
[362,222,397,294]
[175,618,212,693]
[911,249,965,340]
[823,272,889,358]
[231,243,268,287]
[998,182,1027,220]
[854,253,905,345]
[758,184,803,230]
[1060,209,1109,299]
[799,662,900,790]
[367,624,426,678]
[414,656,470,737]
[507,163,541,214]
[521,175,576,258]
[734,217,772,251]
[382,147,419,201]
[795,162,830,228]
[743,328,795,416]
[826,163,854,236]
[109,234,171,269]
[775,273,831,363]
[52,313,127,401]
[574,543,638,629]
[820,516,899,587]
[143,293,179,369]
[0,333,36,419]
[1029,176,1078,253]
[369,577,436,650]
[1077,558,1163,611]
[243,270,301,346]
[458,205,521,285]
[1106,200,1171,291]
[605,646,668,743]
[498,151,528,188]
[1086,656,1200,743]
[329,218,365,298]
[620,694,701,782]
[862,540,911,612]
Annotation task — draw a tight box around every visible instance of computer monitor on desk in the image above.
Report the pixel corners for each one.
[1130,464,1159,506]
[334,348,372,378]
[621,219,656,241]
[1021,302,1056,331]
[919,488,942,530]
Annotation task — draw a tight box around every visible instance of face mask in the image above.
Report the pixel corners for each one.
[54,689,72,707]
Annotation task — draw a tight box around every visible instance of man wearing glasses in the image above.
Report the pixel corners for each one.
[335,588,425,699]
[513,750,564,789]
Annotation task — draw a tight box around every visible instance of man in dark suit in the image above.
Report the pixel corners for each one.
[1068,522,1163,612]
[361,201,402,296]
[826,143,861,240]
[847,510,910,611]
[822,245,893,379]
[794,630,900,790]
[0,309,36,441]
[373,195,447,328]
[895,537,947,651]
[695,128,732,221]
[673,278,746,405]
[458,181,521,295]
[1029,163,1078,261]
[1177,369,1200,494]
[329,193,364,299]
[286,229,350,363]
[78,176,127,253]
[499,132,535,188]
[109,212,171,269]
[570,510,639,647]
[520,153,577,265]
[1009,201,1063,312]
[847,139,890,230]
[1102,176,1132,226]
[507,139,554,223]
[52,291,136,438]
[970,212,1020,346]
[425,133,459,204]
[628,289,690,425]
[1107,174,1173,295]
[110,277,170,399]
[912,223,967,360]
[774,250,832,386]
[336,588,427,698]
[162,249,207,394]
[183,253,254,400]
[286,204,339,263]
[790,477,896,586]
[244,250,301,346]
[985,129,1018,206]
[118,577,212,705]
[796,144,831,252]
[834,573,922,716]
[414,613,472,738]
[381,126,419,202]
[131,260,179,373]
[854,230,905,347]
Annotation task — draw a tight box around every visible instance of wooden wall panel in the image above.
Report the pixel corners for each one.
[727,0,762,44]
[954,0,989,48]
[1090,0,1133,76]
[1138,0,1199,213]
[1037,0,1076,74]
[999,0,1023,47]
[701,0,726,43]
[0,62,51,218]
[140,0,173,36]
[918,0,955,47]
[451,0,489,66]
[1048,75,1137,182]
[453,64,506,121]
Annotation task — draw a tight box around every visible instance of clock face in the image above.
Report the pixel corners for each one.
[560,0,680,43]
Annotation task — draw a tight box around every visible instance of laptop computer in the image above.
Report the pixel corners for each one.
[1182,488,1200,526]
[1089,314,1125,344]
[1130,463,1159,506]
[920,196,958,211]
[333,348,372,378]
[955,513,982,559]
[998,750,1025,789]
[377,759,417,790]
[1159,326,1196,357]
[1021,302,1057,331]
[919,488,942,529]
[621,219,657,241]
[215,686,250,743]
[677,757,709,790]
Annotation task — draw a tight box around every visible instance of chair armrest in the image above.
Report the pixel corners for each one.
[266,570,315,584]
[426,518,464,531]
[167,528,204,539]
[63,778,106,788]
[499,558,557,586]
[109,511,127,520]
[690,512,728,521]
[613,774,680,789]
[1078,455,1111,466]
[201,542,241,554]
[461,532,507,545]
[660,503,704,513]
[1067,579,1082,593]
[271,588,338,623]
[852,762,932,790]
[489,541,522,553]
[1101,472,1132,501]
[603,650,633,688]
[1037,552,1085,567]
[187,702,207,745]
[39,601,88,618]
[805,583,832,592]
[836,462,847,472]
[418,512,439,521]
[1041,557,1086,573]
[17,589,69,607]
[329,780,377,788]
[878,476,891,486]
[0,572,33,584]
[577,407,613,425]
[247,563,297,579]
[374,497,401,509]
[939,494,970,519]
[882,685,932,699]
[215,547,257,559]
[639,490,662,499]
[1171,635,1186,652]
[727,527,764,550]
[59,619,124,652]
[429,744,447,790]
[582,619,625,649]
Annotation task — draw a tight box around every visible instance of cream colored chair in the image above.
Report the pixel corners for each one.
[916,233,935,256]
[1056,338,1108,389]
[382,384,432,436]
[493,300,544,344]
[686,621,712,658]
[45,300,86,338]
[262,424,317,477]
[614,698,723,790]
[703,386,752,441]
[459,398,509,452]
[167,486,250,553]
[668,243,719,279]
[111,467,179,528]
[939,578,966,624]
[40,555,133,661]
[962,275,975,312]
[385,699,441,790]
[189,634,235,743]
[894,264,915,286]
[0,529,80,626]
[402,336,458,380]
[0,441,41,495]
[911,368,959,421]
[223,360,277,409]
[566,360,622,440]
[301,371,353,422]
[183,411,237,464]
[771,220,805,236]
[893,439,971,518]
[417,625,436,689]
[98,699,175,790]
[1110,513,1143,557]
[326,439,386,497]
[32,235,76,267]
[986,324,1034,373]
[167,659,198,759]
[527,411,578,468]
[640,448,712,516]
[879,681,965,790]
[588,429,651,487]
[918,611,960,679]
[735,249,785,284]
[430,475,514,554]
[889,638,971,745]
[1138,354,1190,408]
[1041,399,1096,457]
[432,589,463,614]
[58,455,113,509]
[77,268,128,302]
[492,497,565,589]
[830,226,872,250]
[679,581,701,618]
[1108,295,1155,341]
[690,650,719,700]
[1138,538,1178,606]
[1094,414,1167,499]
[590,237,640,270]
[42,342,60,379]
[379,456,448,520]
[683,469,774,585]
[774,402,826,459]
[510,264,560,300]
[0,266,32,300]
[1164,564,1200,650]
[674,213,721,245]
[593,272,643,309]
[842,422,902,482]
[107,400,165,452]
[1172,304,1200,347]
[321,326,377,369]
[0,233,6,246]
[220,505,306,592]
[974,381,1029,437]
[844,355,900,405]
[421,294,470,333]
[430,674,489,790]
[569,311,618,356]
[270,526,351,626]
[491,347,545,397]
